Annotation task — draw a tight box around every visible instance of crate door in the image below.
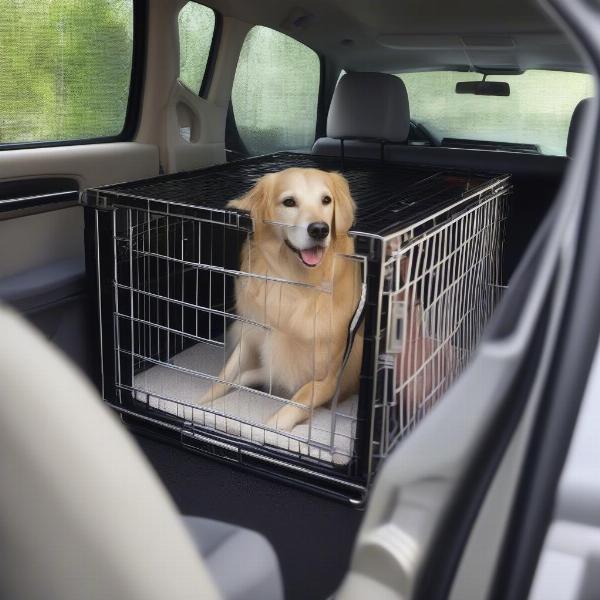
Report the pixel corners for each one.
[111,206,248,410]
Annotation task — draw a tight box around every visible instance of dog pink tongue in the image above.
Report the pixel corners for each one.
[300,246,324,266]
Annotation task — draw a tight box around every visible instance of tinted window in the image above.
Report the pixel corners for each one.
[231,26,320,156]
[178,2,216,94]
[398,70,594,155]
[0,0,134,145]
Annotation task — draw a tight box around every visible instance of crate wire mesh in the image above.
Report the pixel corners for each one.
[114,205,361,464]
[85,153,509,501]
[374,188,506,464]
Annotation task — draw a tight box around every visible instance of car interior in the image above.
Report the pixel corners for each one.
[0,0,597,598]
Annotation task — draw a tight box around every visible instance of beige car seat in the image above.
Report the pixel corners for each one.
[0,305,283,600]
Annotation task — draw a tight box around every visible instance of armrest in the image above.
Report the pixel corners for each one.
[0,256,86,313]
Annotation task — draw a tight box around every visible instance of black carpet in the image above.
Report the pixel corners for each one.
[134,434,364,600]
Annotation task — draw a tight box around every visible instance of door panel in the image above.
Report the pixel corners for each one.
[0,142,158,188]
[0,143,158,274]
[0,208,84,280]
[0,142,159,378]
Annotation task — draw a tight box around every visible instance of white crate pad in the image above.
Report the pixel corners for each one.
[133,343,358,465]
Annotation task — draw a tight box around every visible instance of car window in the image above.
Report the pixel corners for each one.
[230,26,320,156]
[1,0,134,145]
[178,2,216,94]
[397,70,594,155]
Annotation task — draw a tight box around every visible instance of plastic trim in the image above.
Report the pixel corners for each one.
[199,9,222,98]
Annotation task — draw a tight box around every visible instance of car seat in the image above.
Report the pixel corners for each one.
[0,305,283,600]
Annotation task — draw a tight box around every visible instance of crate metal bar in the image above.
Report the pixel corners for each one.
[115,312,225,348]
[118,347,321,415]
[114,283,271,331]
[129,247,332,291]
[115,382,357,448]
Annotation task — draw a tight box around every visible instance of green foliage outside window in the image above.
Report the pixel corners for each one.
[231,26,320,156]
[178,2,215,94]
[0,0,133,144]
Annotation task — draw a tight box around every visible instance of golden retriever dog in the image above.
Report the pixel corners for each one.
[199,168,363,431]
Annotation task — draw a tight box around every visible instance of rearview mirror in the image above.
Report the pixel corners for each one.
[455,80,510,96]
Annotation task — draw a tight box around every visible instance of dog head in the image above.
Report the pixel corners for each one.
[228,168,355,268]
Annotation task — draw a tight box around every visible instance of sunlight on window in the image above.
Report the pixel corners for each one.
[398,70,595,155]
[0,0,133,144]
[178,2,215,93]
[231,26,320,155]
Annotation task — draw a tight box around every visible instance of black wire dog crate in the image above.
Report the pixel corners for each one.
[84,152,510,503]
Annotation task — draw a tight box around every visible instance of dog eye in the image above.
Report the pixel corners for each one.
[282,197,296,207]
[322,195,332,205]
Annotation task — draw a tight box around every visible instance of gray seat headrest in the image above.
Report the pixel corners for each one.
[567,97,592,158]
[327,72,410,143]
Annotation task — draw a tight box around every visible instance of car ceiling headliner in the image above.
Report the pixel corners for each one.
[203,0,587,73]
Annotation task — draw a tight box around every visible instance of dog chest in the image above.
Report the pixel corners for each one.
[260,330,331,396]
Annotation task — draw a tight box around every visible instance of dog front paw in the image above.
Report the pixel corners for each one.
[197,393,211,405]
[197,386,222,406]
[197,382,233,406]
[266,406,307,431]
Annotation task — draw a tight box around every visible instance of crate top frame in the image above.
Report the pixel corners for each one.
[82,152,510,240]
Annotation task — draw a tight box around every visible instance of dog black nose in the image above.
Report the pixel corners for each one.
[307,221,329,240]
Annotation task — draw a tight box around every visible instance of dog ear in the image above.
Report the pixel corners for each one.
[228,174,274,223]
[329,172,355,237]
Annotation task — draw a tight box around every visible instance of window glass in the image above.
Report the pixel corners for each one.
[178,2,215,93]
[397,70,594,155]
[0,0,134,145]
[231,26,320,156]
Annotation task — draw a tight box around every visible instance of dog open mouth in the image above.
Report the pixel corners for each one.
[285,240,325,267]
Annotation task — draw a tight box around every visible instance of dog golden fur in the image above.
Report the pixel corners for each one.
[199,168,363,431]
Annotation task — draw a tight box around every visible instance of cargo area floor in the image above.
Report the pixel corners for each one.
[134,433,363,600]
